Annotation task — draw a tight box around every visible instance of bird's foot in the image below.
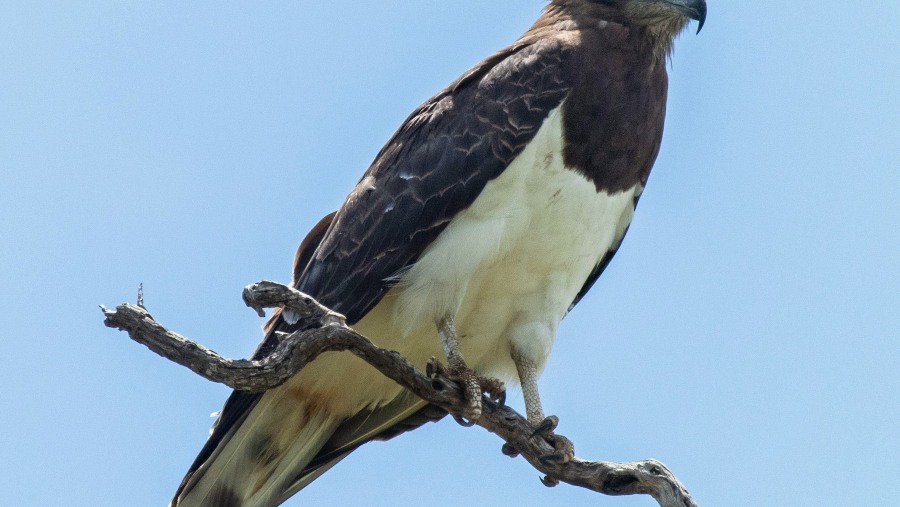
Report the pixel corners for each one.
[427,357,505,425]
[501,442,520,458]
[531,415,574,465]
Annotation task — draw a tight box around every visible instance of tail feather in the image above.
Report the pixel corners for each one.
[173,388,344,507]
[171,207,450,505]
[246,411,341,507]
[174,389,445,506]
[280,390,440,495]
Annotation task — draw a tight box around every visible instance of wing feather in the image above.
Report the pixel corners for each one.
[298,36,574,323]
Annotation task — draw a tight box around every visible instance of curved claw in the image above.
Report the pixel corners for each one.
[475,375,506,406]
[540,475,560,488]
[531,415,574,465]
[539,451,569,466]
[501,443,519,457]
[531,415,559,437]
[452,414,477,427]
[539,435,574,466]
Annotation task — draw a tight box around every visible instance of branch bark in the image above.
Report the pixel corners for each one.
[102,280,696,507]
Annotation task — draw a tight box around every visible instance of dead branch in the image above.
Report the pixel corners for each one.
[102,280,696,507]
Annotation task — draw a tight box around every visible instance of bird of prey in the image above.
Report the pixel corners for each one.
[172,1,706,505]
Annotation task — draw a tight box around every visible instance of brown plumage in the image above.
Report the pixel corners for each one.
[173,1,705,505]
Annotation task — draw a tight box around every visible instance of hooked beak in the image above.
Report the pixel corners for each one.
[666,0,708,33]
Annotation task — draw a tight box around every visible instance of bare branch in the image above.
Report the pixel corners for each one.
[102,281,696,507]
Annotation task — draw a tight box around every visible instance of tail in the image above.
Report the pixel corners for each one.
[172,383,443,507]
[171,389,342,507]
[173,212,343,507]
[172,210,448,506]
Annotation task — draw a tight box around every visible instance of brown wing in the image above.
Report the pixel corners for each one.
[261,211,337,335]
[296,35,574,324]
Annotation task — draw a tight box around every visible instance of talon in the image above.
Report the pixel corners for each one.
[428,363,485,422]
[475,375,506,406]
[540,475,559,488]
[532,415,559,437]
[539,452,565,466]
[452,414,477,427]
[531,415,574,465]
[538,433,574,465]
[437,363,503,423]
[426,357,447,379]
[501,443,519,458]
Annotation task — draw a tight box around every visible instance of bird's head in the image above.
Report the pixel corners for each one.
[559,0,705,57]
[580,0,707,36]
[630,0,706,33]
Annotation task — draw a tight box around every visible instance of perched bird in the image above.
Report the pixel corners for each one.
[172,0,706,505]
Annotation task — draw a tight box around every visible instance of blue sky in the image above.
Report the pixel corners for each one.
[1,1,898,506]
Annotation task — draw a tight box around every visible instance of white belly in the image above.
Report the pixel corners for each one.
[278,106,640,414]
[392,105,640,380]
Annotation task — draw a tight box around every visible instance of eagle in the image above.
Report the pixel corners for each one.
[172,1,706,505]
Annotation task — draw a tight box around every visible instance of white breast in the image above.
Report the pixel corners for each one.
[257,106,641,419]
[393,106,641,380]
